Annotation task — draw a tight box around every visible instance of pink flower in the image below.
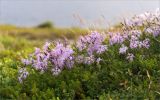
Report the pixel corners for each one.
[109,32,124,45]
[130,30,141,37]
[130,40,139,49]
[18,68,29,83]
[66,56,74,69]
[34,47,41,55]
[119,45,128,54]
[142,38,150,49]
[21,59,32,65]
[43,42,50,51]
[77,31,107,55]
[96,45,108,54]
[145,27,160,37]
[50,42,74,70]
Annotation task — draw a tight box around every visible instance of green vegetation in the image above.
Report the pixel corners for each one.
[0,25,88,40]
[0,24,88,99]
[37,21,54,28]
[0,23,160,100]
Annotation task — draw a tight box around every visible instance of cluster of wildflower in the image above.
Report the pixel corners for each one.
[22,42,51,73]
[18,68,29,83]
[129,30,150,49]
[109,29,150,62]
[76,31,107,64]
[119,44,128,54]
[77,31,107,55]
[19,31,107,83]
[109,9,160,61]
[50,42,74,75]
[124,9,160,61]
[19,8,160,83]
[19,41,74,82]
[124,8,160,37]
[109,32,125,45]
[32,48,49,72]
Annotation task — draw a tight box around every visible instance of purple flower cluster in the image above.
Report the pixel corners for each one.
[124,8,160,37]
[145,26,160,37]
[116,9,159,62]
[29,42,51,73]
[77,31,107,55]
[19,41,74,80]
[50,42,74,75]
[21,58,32,65]
[128,30,150,49]
[108,9,160,60]
[20,31,107,79]
[109,32,124,45]
[19,8,160,83]
[33,48,50,72]
[75,55,101,65]
[76,31,107,65]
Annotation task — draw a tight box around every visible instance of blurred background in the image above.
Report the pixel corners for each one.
[0,0,159,43]
[0,0,159,28]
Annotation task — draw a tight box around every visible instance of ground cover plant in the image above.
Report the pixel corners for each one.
[1,9,160,99]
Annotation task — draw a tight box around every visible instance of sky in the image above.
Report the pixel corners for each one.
[0,0,159,27]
